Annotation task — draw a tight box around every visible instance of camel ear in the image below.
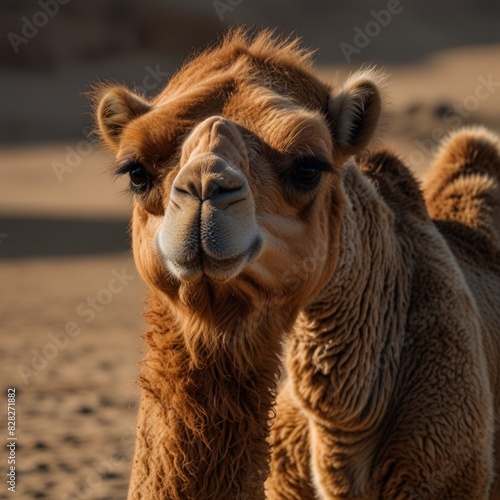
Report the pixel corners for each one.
[328,70,384,158]
[95,86,151,151]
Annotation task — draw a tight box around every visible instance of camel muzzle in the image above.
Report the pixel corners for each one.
[157,117,264,283]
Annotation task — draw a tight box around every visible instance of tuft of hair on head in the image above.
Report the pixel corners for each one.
[243,28,316,67]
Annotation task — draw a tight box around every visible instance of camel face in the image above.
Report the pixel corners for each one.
[95,31,382,314]
[118,94,340,309]
[152,105,338,293]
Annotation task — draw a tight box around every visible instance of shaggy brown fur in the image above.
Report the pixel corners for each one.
[268,141,500,498]
[93,30,500,499]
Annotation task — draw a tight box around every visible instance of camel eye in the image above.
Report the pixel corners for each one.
[117,162,152,193]
[291,156,330,190]
[296,165,320,183]
[129,164,150,192]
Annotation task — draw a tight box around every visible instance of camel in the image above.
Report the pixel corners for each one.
[93,30,500,499]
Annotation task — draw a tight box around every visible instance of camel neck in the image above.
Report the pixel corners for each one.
[298,162,413,430]
[128,294,291,500]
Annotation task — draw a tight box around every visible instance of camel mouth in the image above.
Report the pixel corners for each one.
[165,235,263,284]
[203,235,263,282]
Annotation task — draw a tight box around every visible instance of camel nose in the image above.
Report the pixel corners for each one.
[172,155,248,207]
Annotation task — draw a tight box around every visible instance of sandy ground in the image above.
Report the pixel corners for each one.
[1,44,500,499]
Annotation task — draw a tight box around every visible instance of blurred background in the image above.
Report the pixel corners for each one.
[1,1,499,498]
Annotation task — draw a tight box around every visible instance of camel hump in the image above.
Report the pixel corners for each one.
[424,126,500,248]
[357,148,428,219]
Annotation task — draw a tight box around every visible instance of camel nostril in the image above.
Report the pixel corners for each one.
[202,178,245,201]
[174,181,201,200]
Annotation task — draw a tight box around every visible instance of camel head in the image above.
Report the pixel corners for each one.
[94,31,383,333]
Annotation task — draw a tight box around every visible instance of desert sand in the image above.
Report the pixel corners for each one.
[1,42,500,499]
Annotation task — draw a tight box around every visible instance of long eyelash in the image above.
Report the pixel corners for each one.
[115,161,141,176]
[116,157,164,177]
[296,156,333,172]
[116,163,132,176]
